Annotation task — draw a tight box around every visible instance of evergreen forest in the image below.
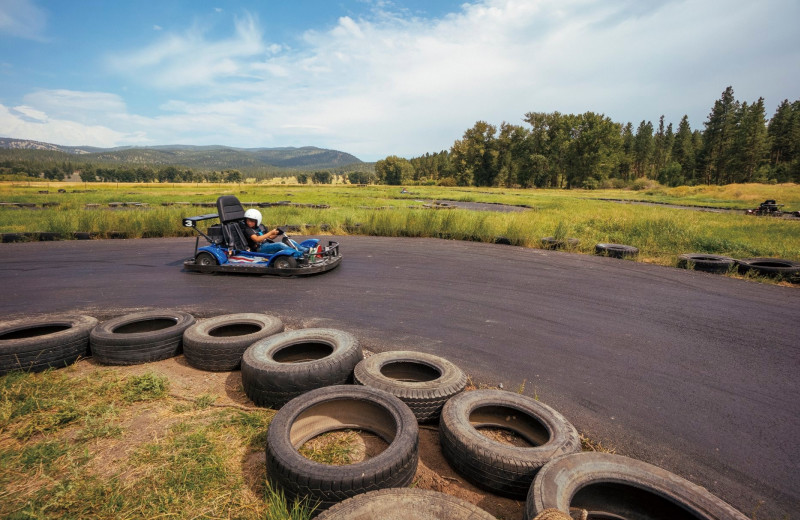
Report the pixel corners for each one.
[377,87,800,188]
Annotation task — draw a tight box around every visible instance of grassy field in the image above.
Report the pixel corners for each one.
[2,181,799,273]
[0,364,315,520]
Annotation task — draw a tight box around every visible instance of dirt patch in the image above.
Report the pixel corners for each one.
[478,427,534,448]
[415,426,524,519]
[61,356,524,519]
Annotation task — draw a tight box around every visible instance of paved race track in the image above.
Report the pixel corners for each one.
[1,236,798,518]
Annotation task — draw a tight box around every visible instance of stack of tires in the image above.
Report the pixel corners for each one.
[0,311,751,520]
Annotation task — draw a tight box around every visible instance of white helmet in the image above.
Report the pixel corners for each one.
[243,208,262,226]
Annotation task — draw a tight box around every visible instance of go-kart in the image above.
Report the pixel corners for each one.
[182,195,341,276]
[746,199,784,216]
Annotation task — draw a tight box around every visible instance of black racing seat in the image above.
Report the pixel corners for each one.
[216,196,251,251]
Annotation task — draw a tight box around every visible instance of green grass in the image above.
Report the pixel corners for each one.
[298,430,360,466]
[2,181,799,275]
[0,366,306,520]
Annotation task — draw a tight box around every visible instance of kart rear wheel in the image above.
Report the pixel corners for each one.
[272,256,297,269]
[195,252,217,266]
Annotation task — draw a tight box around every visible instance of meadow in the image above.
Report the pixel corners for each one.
[1,181,799,269]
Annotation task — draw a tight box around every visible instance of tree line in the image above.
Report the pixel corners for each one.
[376,87,800,188]
[0,160,248,183]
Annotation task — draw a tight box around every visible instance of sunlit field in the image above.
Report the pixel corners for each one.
[2,182,799,269]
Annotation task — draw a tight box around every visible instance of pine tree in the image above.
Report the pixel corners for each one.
[672,115,696,183]
[633,120,654,178]
[653,115,669,175]
[734,98,769,182]
[701,86,739,184]
[768,99,795,167]
[618,122,634,181]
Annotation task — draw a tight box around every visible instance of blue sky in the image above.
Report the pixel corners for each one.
[1,0,798,162]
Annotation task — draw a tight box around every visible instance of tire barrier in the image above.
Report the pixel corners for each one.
[736,257,800,279]
[90,310,195,365]
[183,313,284,371]
[354,350,466,423]
[315,488,497,520]
[0,314,98,375]
[265,385,418,512]
[594,243,639,259]
[439,389,581,498]
[241,328,363,407]
[677,253,736,274]
[524,452,750,520]
[0,311,760,517]
[541,237,580,250]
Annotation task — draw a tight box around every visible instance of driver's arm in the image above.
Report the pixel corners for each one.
[247,228,277,244]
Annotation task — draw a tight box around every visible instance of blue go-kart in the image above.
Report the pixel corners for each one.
[182,195,341,276]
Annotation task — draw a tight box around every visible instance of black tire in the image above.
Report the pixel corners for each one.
[272,255,297,269]
[241,328,363,407]
[90,310,195,365]
[195,252,217,266]
[594,243,639,258]
[0,315,98,375]
[354,350,467,423]
[316,488,496,520]
[736,257,800,278]
[265,385,418,512]
[541,237,580,250]
[525,452,750,520]
[182,313,284,371]
[439,389,581,499]
[677,253,736,274]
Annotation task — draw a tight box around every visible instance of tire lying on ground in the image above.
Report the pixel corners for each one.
[0,315,98,375]
[354,350,467,423]
[241,328,363,407]
[439,389,581,499]
[182,313,284,371]
[677,253,736,274]
[594,243,639,259]
[315,488,496,520]
[265,385,418,512]
[541,237,580,250]
[524,452,750,520]
[90,310,195,365]
[736,257,800,279]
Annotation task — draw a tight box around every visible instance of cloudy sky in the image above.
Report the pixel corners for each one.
[0,0,798,161]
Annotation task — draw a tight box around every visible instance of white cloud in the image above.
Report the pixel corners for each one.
[109,12,266,89]
[22,90,128,123]
[0,0,48,41]
[0,103,131,147]
[11,105,48,122]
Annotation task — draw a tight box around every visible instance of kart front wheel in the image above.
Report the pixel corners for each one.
[195,252,217,266]
[272,256,297,269]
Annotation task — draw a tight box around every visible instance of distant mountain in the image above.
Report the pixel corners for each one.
[0,138,364,171]
[0,137,103,154]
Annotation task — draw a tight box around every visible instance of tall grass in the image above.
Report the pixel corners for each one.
[1,182,798,264]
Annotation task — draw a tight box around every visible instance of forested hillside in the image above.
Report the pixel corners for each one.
[0,141,367,182]
[377,87,800,188]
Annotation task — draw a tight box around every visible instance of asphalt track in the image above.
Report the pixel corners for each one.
[1,236,798,518]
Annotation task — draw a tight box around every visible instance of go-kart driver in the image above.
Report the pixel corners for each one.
[242,209,309,255]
